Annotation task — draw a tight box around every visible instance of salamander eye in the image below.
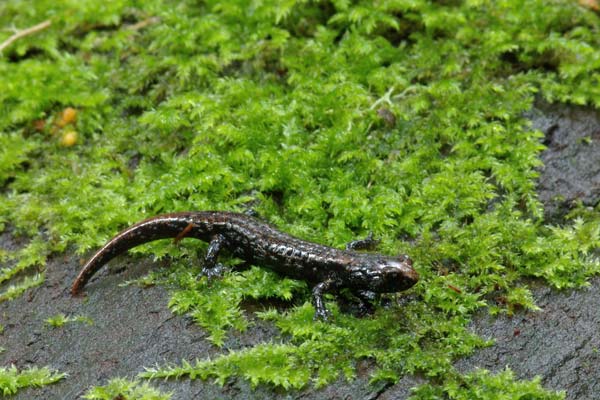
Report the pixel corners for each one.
[398,254,412,266]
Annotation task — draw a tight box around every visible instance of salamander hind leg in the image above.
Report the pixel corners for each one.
[345,232,381,251]
[312,278,340,321]
[199,234,228,279]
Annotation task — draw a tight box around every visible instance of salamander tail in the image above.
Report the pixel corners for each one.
[70,213,201,295]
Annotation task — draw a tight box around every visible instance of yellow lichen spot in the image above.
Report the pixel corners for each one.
[57,107,77,127]
[60,130,78,147]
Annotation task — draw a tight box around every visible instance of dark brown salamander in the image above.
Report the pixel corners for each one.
[71,211,418,319]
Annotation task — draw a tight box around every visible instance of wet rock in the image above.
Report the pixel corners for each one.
[2,101,600,399]
[453,101,600,400]
[530,100,600,220]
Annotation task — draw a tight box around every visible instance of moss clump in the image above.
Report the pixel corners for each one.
[45,313,93,328]
[0,273,44,302]
[1,0,600,397]
[82,378,171,400]
[413,367,565,400]
[0,365,66,396]
[167,265,306,346]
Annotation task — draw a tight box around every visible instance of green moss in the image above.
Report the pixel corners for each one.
[45,313,94,328]
[143,301,491,388]
[412,367,565,400]
[1,0,599,397]
[82,378,171,400]
[0,365,66,396]
[0,273,44,302]
[167,264,306,346]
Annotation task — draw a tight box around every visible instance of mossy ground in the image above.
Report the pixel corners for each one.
[0,365,66,396]
[1,0,600,398]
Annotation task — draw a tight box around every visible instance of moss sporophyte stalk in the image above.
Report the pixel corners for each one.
[1,0,599,397]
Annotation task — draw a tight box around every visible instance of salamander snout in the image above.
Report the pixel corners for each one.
[377,255,419,292]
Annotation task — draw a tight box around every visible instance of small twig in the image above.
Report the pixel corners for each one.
[0,19,51,54]
[127,17,160,32]
[369,87,395,110]
[392,85,420,100]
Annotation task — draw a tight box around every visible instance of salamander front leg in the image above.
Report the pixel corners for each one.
[312,278,339,321]
[354,290,378,316]
[200,234,227,279]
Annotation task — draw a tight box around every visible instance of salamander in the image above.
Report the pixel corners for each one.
[71,211,418,320]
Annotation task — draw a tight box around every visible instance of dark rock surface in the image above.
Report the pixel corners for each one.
[455,101,600,399]
[531,100,600,220]
[1,101,600,399]
[456,278,600,399]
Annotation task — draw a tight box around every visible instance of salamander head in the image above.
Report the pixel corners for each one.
[350,254,419,293]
